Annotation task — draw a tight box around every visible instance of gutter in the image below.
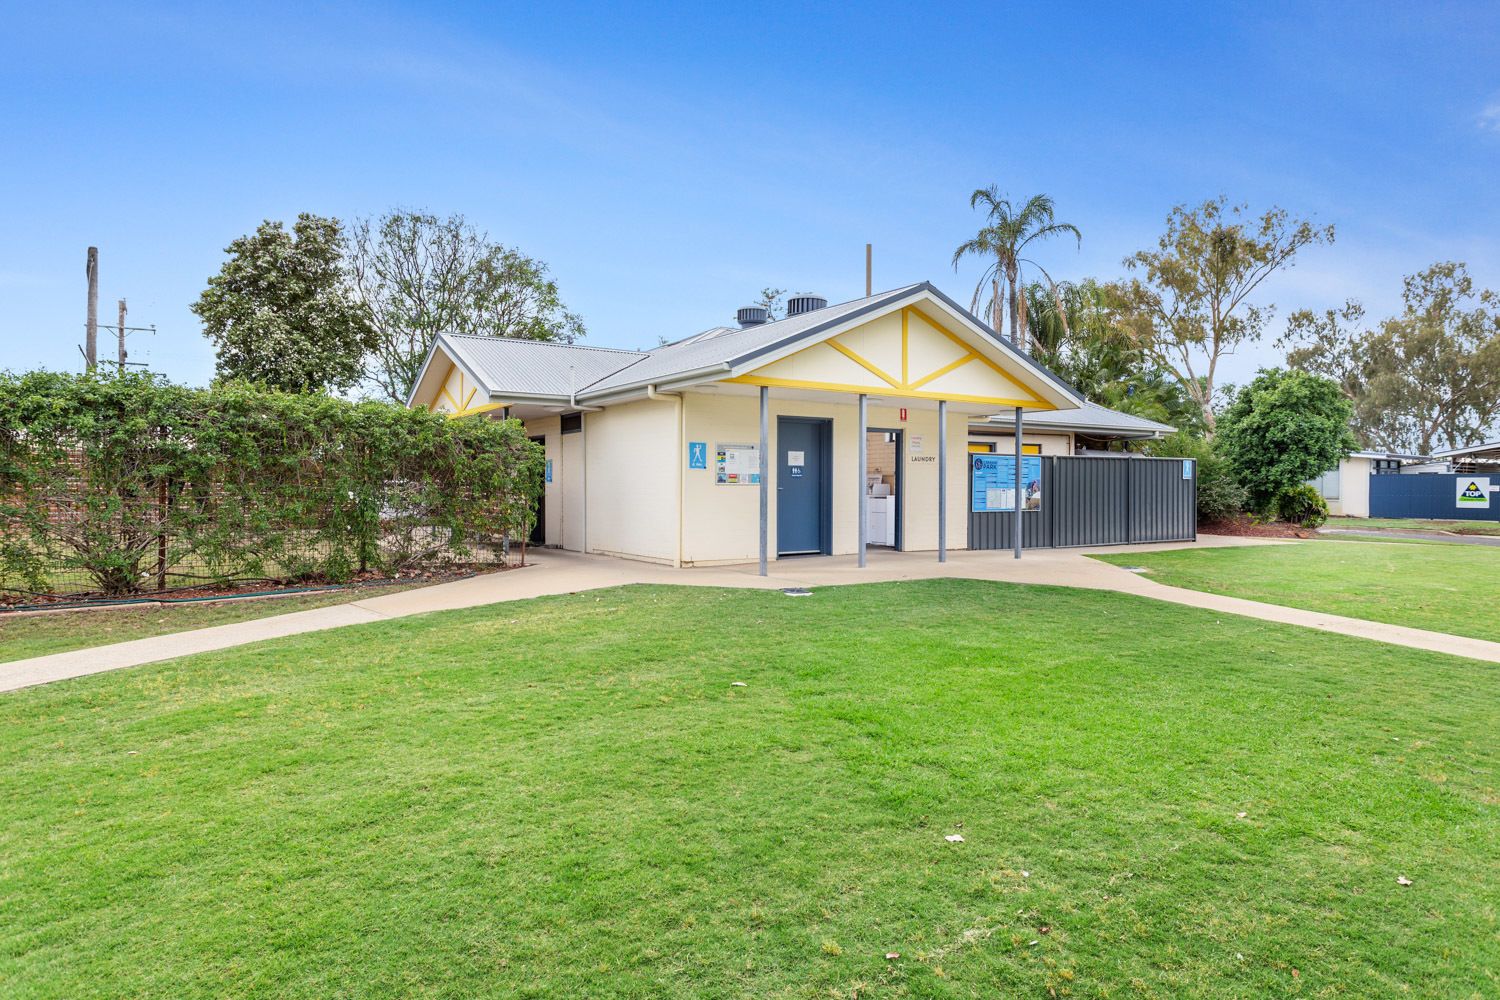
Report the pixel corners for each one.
[579,362,733,405]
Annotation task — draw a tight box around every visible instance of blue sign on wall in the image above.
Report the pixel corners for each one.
[1182,459,1193,480]
[971,454,1042,512]
[688,441,707,469]
[545,459,553,484]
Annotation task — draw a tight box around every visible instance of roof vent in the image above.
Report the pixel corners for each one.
[736,305,769,328]
[785,293,828,317]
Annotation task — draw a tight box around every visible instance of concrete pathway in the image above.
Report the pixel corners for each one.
[5,533,1499,693]
[1319,526,1500,546]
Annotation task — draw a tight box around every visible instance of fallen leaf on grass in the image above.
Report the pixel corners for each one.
[944,834,964,843]
[884,952,899,960]
[730,681,747,687]
[1397,875,1413,886]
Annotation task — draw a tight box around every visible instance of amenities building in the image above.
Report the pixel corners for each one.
[408,283,1186,569]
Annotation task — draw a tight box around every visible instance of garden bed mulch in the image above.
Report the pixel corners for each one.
[1200,515,1316,539]
[0,565,515,616]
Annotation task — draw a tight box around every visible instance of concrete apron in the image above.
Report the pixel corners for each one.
[5,535,1499,694]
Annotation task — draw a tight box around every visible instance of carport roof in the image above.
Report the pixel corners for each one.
[977,401,1176,438]
[1431,439,1500,461]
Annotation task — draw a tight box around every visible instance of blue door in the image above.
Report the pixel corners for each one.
[777,418,830,555]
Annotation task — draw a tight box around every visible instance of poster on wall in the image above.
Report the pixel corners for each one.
[1457,476,1491,510]
[970,454,1042,512]
[715,443,760,485]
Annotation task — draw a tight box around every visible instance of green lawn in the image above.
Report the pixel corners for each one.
[2,582,1496,998]
[1098,539,1500,643]
[0,585,417,663]
[1327,516,1500,537]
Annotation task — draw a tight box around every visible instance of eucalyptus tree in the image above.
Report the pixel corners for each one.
[952,189,1081,351]
[1281,262,1500,453]
[1109,197,1334,434]
[1026,278,1206,436]
[350,210,586,404]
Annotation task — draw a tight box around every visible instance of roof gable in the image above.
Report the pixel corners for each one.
[730,301,1051,409]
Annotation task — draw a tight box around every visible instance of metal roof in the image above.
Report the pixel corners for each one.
[417,282,1086,408]
[439,334,647,399]
[979,401,1176,437]
[580,284,925,396]
[1430,439,1500,460]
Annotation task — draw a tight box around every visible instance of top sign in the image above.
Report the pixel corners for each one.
[1457,476,1491,509]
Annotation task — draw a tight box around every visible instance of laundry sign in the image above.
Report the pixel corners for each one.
[1456,476,1491,509]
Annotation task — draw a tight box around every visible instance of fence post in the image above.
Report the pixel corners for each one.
[1124,457,1134,545]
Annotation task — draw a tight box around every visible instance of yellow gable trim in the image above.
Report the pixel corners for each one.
[733,303,1050,408]
[426,360,496,417]
[724,374,1050,410]
[448,401,509,419]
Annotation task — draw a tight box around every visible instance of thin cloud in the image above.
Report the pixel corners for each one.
[1479,102,1500,133]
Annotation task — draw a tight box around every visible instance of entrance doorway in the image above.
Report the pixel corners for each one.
[776,417,832,556]
[865,428,902,549]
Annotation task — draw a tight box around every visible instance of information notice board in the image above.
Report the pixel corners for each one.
[715,443,760,485]
[971,454,1042,512]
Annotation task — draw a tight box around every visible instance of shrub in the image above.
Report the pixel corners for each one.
[1216,369,1357,513]
[1274,484,1329,528]
[1142,433,1247,525]
[0,371,542,596]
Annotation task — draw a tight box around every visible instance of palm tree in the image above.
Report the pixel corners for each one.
[952,189,1081,352]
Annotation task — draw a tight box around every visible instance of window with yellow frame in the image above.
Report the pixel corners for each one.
[968,441,1041,455]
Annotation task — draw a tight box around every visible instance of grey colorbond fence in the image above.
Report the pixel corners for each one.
[968,455,1197,550]
[1369,472,1500,522]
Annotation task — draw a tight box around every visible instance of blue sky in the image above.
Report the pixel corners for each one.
[2,1,1497,391]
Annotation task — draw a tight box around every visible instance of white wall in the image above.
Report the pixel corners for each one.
[583,399,680,563]
[561,429,586,552]
[680,391,969,565]
[1332,456,1371,517]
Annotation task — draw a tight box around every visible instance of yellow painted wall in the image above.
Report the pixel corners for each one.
[967,432,1073,456]
[583,399,680,563]
[680,391,970,565]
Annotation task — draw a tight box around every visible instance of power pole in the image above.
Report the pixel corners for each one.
[117,299,128,369]
[85,246,99,371]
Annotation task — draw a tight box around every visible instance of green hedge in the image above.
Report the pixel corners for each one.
[0,371,542,596]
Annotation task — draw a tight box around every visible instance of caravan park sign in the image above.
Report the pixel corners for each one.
[1457,477,1491,510]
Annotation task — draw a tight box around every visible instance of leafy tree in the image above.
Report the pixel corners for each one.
[1281,262,1500,453]
[952,189,1080,351]
[1215,368,1356,513]
[1027,279,1207,438]
[192,214,374,393]
[1110,198,1334,433]
[350,210,586,404]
